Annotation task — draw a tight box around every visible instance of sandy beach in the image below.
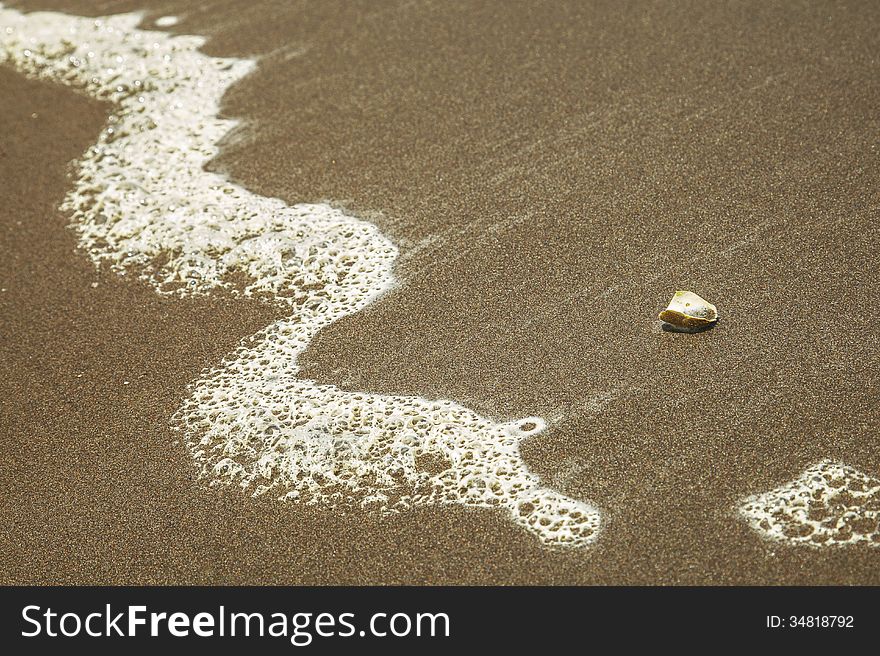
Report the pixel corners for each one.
[1,0,879,584]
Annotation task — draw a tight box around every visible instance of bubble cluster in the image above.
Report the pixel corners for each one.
[739,461,880,548]
[0,6,600,547]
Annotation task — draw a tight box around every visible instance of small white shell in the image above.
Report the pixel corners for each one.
[659,291,718,329]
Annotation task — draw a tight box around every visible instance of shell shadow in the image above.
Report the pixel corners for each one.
[660,319,719,334]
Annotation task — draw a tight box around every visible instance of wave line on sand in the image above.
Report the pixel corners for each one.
[0,6,601,547]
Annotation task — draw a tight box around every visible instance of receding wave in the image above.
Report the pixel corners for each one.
[0,6,601,548]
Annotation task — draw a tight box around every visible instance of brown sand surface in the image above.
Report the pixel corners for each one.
[2,0,879,584]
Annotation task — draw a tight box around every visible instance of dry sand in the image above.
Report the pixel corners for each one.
[1,0,879,584]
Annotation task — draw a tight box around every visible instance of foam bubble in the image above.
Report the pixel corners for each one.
[0,6,601,547]
[154,16,179,28]
[739,461,880,547]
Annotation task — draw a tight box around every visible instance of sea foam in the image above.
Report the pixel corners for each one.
[0,6,601,547]
[739,461,879,548]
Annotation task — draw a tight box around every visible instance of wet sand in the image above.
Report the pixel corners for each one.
[2,0,879,584]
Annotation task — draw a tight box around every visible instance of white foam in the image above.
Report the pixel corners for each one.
[154,16,179,28]
[739,461,880,548]
[0,6,601,547]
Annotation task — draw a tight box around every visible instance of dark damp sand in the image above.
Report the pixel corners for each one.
[2,0,879,584]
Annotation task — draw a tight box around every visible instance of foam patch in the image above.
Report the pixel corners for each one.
[739,461,880,547]
[0,5,601,547]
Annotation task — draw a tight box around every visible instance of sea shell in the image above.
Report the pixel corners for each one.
[658,291,718,329]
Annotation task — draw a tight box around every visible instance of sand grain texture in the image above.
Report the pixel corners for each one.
[1,0,879,584]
